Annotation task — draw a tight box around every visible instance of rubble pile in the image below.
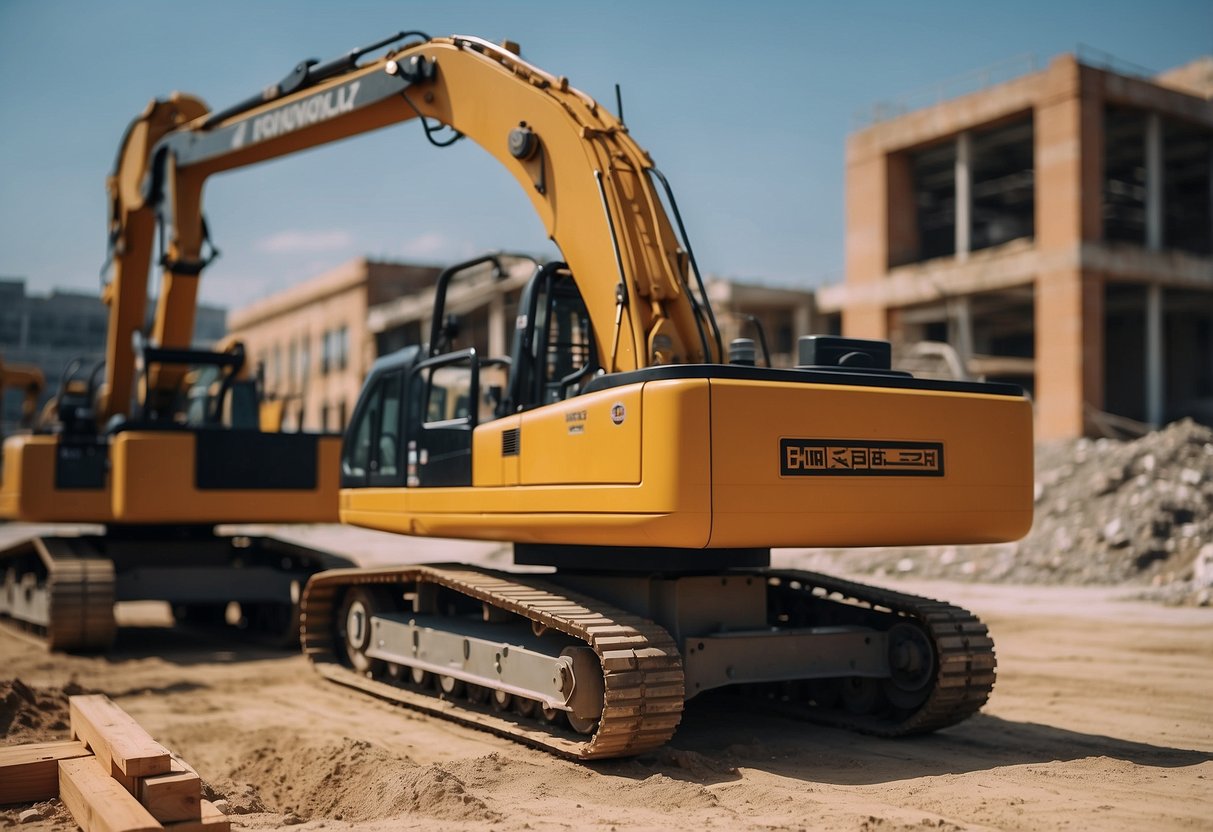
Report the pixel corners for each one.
[821,419,1213,604]
[1027,418,1212,589]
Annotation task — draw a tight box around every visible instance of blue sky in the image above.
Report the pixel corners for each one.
[1,0,1209,310]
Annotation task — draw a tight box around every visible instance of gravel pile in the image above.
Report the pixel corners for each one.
[794,418,1213,605]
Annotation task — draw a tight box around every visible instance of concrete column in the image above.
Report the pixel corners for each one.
[1145,112,1163,250]
[842,149,890,339]
[1034,56,1104,439]
[489,292,506,357]
[1036,269,1104,440]
[1145,282,1164,427]
[885,153,918,267]
[949,296,974,372]
[955,131,972,261]
[794,303,812,340]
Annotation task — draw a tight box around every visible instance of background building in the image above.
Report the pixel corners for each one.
[227,255,825,433]
[367,255,536,366]
[227,259,445,432]
[822,53,1213,439]
[707,279,821,366]
[0,278,225,432]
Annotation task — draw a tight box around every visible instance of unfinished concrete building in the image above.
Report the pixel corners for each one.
[822,53,1213,439]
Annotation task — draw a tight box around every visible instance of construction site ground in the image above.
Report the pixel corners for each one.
[1,518,1210,832]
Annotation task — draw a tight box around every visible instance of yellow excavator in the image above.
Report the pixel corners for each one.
[4,31,1033,757]
[0,101,354,647]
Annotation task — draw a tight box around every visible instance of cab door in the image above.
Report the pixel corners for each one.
[408,349,481,488]
[341,368,406,488]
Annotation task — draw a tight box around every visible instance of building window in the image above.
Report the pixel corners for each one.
[319,327,348,375]
[1163,117,1213,256]
[270,344,282,393]
[911,140,957,261]
[1104,106,1148,246]
[907,115,1034,265]
[970,116,1034,252]
[287,339,297,391]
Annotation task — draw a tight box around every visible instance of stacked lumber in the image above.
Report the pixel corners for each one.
[1,694,228,832]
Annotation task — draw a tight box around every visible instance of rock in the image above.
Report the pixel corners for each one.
[211,799,231,815]
[18,809,42,824]
[1194,544,1213,587]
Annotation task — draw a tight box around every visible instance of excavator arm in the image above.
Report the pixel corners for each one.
[101,33,719,423]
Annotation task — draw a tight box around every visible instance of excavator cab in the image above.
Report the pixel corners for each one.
[343,257,594,493]
[505,262,597,413]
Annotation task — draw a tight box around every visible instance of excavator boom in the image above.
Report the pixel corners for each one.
[100,34,718,425]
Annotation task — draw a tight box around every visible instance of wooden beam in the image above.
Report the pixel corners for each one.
[138,757,202,823]
[0,740,91,805]
[58,756,162,832]
[70,694,171,779]
[162,800,229,832]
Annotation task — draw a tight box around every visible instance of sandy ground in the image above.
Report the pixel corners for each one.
[1,524,1211,831]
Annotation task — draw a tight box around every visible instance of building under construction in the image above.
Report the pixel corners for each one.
[822,52,1213,440]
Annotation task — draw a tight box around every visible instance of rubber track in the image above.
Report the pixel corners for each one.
[760,568,996,736]
[302,565,685,760]
[0,536,115,651]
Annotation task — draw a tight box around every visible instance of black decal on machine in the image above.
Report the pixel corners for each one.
[780,438,944,477]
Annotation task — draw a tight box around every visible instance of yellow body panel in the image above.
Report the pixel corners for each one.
[472,417,521,487]
[111,431,341,524]
[342,377,1033,549]
[344,380,711,547]
[0,435,113,523]
[518,388,642,486]
[708,380,1034,547]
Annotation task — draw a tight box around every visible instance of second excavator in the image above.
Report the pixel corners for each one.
[19,31,1033,757]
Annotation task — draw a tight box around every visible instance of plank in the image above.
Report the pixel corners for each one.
[58,756,162,832]
[70,694,171,779]
[162,800,229,832]
[0,740,91,805]
[138,757,202,822]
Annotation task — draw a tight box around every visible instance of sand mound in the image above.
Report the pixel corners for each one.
[0,678,82,743]
[223,731,498,823]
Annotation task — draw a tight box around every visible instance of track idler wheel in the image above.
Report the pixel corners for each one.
[882,622,935,710]
[561,646,604,735]
[338,588,386,676]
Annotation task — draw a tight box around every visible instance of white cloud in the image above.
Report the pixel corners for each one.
[256,229,354,254]
[394,231,461,260]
